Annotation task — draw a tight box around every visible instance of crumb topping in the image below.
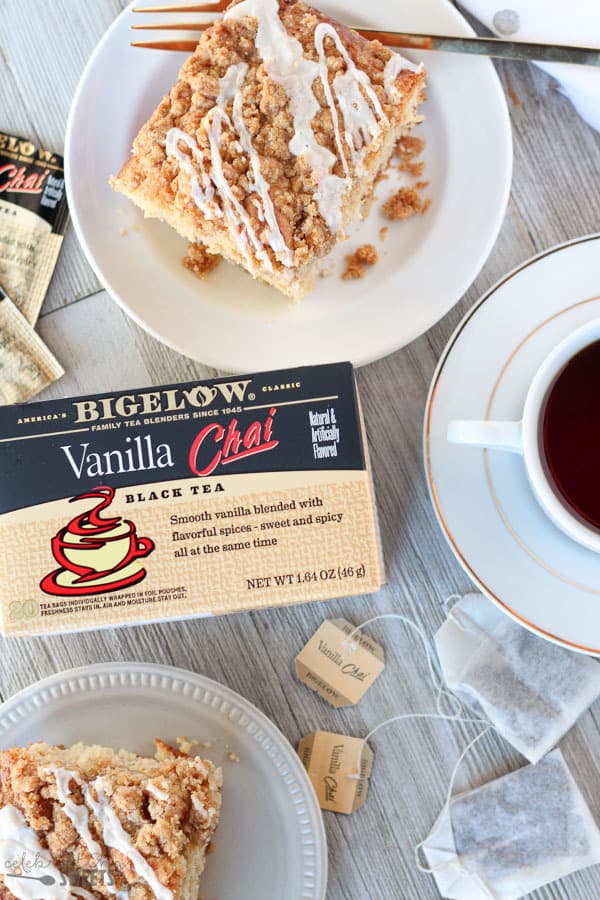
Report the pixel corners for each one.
[382,186,422,220]
[399,159,425,177]
[342,243,378,279]
[183,242,221,279]
[395,135,425,158]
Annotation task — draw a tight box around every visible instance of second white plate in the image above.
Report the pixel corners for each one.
[0,662,327,900]
[65,0,512,372]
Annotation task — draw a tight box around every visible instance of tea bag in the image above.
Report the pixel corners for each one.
[421,749,600,899]
[0,285,63,403]
[435,593,600,762]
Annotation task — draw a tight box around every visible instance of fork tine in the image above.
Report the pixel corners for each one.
[354,28,433,49]
[133,1,228,12]
[131,21,216,30]
[130,39,200,50]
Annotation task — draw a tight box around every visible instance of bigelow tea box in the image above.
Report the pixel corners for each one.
[0,363,383,636]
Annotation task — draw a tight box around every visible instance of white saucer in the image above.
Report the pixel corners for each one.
[65,0,511,371]
[0,662,327,900]
[424,235,600,654]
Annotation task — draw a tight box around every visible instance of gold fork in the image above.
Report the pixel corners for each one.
[130,1,600,65]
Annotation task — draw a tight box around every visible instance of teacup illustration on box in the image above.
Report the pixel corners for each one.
[40,486,155,596]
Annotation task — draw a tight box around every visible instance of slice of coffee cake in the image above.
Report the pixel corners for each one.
[0,740,222,899]
[111,0,425,299]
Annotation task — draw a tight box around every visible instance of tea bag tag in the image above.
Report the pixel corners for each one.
[295,618,385,707]
[297,731,373,814]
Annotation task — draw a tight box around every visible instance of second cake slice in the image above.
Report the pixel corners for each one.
[0,739,222,899]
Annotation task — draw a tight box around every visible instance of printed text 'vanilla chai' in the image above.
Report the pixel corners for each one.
[0,363,383,635]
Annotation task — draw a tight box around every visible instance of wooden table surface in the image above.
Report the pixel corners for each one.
[2,2,600,898]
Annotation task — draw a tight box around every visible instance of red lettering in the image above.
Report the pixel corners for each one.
[222,419,241,457]
[10,167,26,190]
[22,172,39,191]
[264,407,276,442]
[189,410,279,476]
[243,421,262,449]
[0,164,49,194]
[0,164,17,191]
[188,423,224,476]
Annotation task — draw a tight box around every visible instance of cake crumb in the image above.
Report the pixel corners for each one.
[119,226,128,237]
[200,740,214,750]
[382,187,422,221]
[131,223,140,232]
[342,256,365,279]
[422,198,432,215]
[379,226,388,241]
[226,751,241,763]
[177,736,199,755]
[399,160,425,178]
[415,181,430,191]
[395,135,425,159]
[183,242,220,280]
[342,244,379,280]
[355,244,378,265]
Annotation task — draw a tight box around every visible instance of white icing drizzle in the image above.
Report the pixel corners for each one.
[315,23,387,173]
[48,769,105,870]
[224,63,294,266]
[191,795,206,815]
[47,768,126,899]
[167,0,411,256]
[205,105,273,273]
[383,52,424,102]
[167,61,293,272]
[165,128,220,220]
[225,0,348,232]
[81,779,173,900]
[0,805,72,900]
[146,781,169,803]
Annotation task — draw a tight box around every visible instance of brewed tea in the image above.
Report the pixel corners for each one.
[543,340,600,529]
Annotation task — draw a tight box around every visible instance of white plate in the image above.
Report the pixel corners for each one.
[424,234,600,655]
[65,0,511,372]
[0,662,327,900]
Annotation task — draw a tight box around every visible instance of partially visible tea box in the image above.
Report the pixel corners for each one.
[0,363,383,636]
[0,132,68,325]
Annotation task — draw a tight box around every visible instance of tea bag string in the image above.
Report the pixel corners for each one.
[342,609,496,895]
[342,612,462,718]
[414,724,495,897]
[343,613,490,782]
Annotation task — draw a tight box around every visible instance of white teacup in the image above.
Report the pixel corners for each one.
[447,318,600,554]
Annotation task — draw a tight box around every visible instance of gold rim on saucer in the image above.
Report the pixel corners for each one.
[425,233,600,654]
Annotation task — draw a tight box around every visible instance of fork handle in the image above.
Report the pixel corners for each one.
[356,29,600,66]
